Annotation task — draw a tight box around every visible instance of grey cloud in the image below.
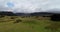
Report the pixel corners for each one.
[0,7,8,11]
[0,0,60,13]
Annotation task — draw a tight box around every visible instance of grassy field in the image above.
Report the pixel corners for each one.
[0,16,60,32]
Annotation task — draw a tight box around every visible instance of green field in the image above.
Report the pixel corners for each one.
[0,16,60,32]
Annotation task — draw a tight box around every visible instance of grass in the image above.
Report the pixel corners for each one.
[0,16,60,32]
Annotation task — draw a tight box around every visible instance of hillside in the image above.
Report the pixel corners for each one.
[0,11,16,16]
[0,11,60,16]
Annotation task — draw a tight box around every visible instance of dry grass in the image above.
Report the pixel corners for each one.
[0,16,60,32]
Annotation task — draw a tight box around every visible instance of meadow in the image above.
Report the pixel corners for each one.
[0,16,60,32]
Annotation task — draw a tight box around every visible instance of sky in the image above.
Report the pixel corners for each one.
[0,0,60,13]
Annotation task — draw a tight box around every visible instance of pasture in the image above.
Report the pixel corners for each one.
[0,16,60,32]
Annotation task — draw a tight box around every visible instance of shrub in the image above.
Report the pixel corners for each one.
[21,16,25,18]
[35,16,39,18]
[23,20,37,24]
[0,15,5,18]
[10,17,18,19]
[10,17,15,19]
[13,19,22,23]
[0,20,7,23]
[51,14,60,21]
[45,22,60,32]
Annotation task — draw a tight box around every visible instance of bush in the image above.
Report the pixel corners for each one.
[45,22,60,32]
[10,17,18,19]
[0,15,5,18]
[10,17,15,19]
[51,14,60,21]
[13,19,22,23]
[35,16,39,18]
[23,20,37,24]
[0,20,7,23]
[21,16,25,18]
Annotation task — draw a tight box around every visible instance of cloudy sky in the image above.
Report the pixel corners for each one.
[0,0,60,13]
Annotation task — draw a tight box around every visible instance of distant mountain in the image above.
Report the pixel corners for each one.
[15,13,25,16]
[15,13,30,16]
[0,11,30,16]
[0,11,60,16]
[0,11,16,16]
[46,8,60,14]
[30,12,56,16]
